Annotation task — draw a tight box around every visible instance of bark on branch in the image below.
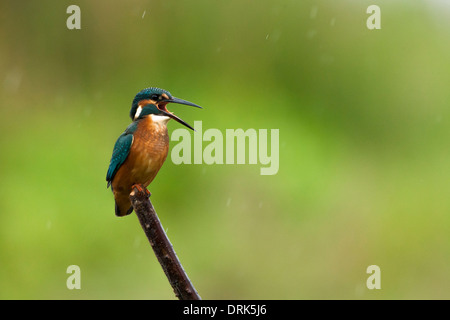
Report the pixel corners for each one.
[130,185,201,300]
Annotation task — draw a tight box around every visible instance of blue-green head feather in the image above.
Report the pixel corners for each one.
[129,86,202,130]
[130,87,173,120]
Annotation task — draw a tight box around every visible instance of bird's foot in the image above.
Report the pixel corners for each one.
[131,184,151,198]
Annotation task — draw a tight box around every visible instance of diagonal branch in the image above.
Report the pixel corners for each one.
[129,185,201,300]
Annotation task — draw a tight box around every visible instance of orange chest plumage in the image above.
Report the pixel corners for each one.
[110,116,170,216]
[129,116,169,185]
[116,116,169,189]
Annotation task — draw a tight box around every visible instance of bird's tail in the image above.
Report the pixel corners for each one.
[115,201,133,217]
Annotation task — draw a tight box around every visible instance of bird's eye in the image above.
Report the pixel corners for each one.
[150,94,159,101]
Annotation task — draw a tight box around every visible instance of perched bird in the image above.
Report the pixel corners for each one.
[106,87,202,216]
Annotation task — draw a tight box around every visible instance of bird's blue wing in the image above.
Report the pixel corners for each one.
[106,123,137,188]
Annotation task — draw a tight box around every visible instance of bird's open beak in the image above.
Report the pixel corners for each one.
[166,97,203,109]
[158,97,202,131]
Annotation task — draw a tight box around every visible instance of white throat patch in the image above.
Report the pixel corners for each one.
[150,114,170,124]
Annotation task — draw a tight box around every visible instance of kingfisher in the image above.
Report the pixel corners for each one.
[106,87,202,216]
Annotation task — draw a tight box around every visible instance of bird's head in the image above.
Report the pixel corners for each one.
[130,87,202,130]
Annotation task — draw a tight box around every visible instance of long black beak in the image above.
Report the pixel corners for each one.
[159,97,202,131]
[166,97,203,109]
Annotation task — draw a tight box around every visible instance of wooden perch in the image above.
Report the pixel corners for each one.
[129,185,201,300]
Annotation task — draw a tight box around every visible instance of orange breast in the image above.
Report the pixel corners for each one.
[112,116,169,211]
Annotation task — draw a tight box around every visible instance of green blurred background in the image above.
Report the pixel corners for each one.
[1,0,450,299]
